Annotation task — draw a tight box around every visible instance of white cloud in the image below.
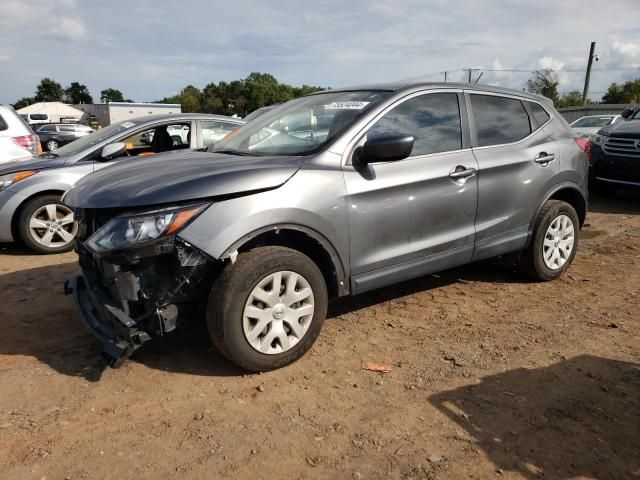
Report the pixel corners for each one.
[0,0,86,40]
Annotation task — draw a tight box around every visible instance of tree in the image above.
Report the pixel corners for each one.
[602,78,640,104]
[65,82,93,104]
[34,77,64,102]
[527,69,560,105]
[13,97,35,110]
[556,90,584,108]
[100,88,125,103]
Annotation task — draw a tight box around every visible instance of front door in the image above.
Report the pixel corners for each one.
[342,91,479,294]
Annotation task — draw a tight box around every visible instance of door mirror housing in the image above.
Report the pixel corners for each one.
[621,108,634,119]
[100,142,127,160]
[356,134,414,164]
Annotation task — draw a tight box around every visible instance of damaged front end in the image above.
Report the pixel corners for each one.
[64,205,218,367]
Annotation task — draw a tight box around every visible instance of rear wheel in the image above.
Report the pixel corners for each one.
[45,139,59,151]
[207,246,328,372]
[519,200,579,281]
[17,195,77,254]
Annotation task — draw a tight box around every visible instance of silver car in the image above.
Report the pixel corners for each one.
[0,105,40,163]
[63,82,588,371]
[569,114,621,138]
[0,113,243,253]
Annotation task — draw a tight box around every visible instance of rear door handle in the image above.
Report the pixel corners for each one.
[534,153,556,164]
[449,166,477,180]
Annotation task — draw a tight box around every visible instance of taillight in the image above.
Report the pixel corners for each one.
[574,137,592,162]
[12,135,38,155]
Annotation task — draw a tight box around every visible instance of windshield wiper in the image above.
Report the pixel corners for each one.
[213,149,259,157]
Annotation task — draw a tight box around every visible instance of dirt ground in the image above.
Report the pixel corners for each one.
[0,192,638,480]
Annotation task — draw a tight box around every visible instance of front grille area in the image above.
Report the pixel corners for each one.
[603,137,640,158]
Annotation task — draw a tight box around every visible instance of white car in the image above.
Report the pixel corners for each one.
[569,115,621,138]
[0,105,39,163]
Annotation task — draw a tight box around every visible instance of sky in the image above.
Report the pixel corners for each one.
[1,0,639,104]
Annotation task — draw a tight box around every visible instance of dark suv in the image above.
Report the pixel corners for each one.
[63,82,588,372]
[34,123,95,151]
[589,112,640,194]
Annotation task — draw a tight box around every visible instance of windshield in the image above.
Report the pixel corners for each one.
[571,116,614,128]
[213,91,392,156]
[46,119,140,157]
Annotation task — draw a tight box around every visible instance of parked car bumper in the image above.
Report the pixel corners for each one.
[0,188,26,242]
[589,144,640,189]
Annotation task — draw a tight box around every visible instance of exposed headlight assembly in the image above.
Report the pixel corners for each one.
[86,204,208,253]
[589,133,606,145]
[0,170,37,191]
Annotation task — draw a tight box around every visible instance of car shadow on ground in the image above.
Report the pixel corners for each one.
[0,254,529,382]
[429,355,640,479]
[588,189,640,215]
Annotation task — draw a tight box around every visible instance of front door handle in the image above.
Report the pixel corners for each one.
[534,152,556,164]
[449,166,477,180]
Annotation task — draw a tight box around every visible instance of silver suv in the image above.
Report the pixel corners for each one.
[64,82,588,371]
[0,105,39,163]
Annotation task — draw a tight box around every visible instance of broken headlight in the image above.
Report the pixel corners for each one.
[86,204,208,253]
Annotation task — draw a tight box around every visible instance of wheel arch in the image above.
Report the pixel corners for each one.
[11,189,66,240]
[527,183,587,245]
[221,224,349,298]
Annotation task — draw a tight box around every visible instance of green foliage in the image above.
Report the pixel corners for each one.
[100,88,125,103]
[162,73,324,116]
[527,69,560,105]
[13,97,35,109]
[556,90,584,108]
[65,82,93,104]
[602,78,640,104]
[34,77,64,102]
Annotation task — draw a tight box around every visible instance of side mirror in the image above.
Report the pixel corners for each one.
[356,134,414,164]
[100,142,127,160]
[621,108,633,119]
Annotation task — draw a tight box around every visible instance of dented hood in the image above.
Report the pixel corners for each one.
[64,151,301,208]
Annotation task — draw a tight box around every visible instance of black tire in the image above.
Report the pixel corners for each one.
[207,246,328,372]
[45,139,59,151]
[16,194,77,254]
[519,200,579,281]
[588,175,616,197]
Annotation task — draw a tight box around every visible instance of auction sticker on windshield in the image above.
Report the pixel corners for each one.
[121,121,136,128]
[324,101,370,110]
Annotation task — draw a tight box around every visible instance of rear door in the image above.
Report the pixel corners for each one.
[343,90,478,293]
[467,92,559,260]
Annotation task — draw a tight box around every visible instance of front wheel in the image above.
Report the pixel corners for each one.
[17,195,77,254]
[519,200,579,281]
[207,246,328,372]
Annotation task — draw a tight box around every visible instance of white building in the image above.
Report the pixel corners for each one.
[73,102,182,127]
[17,102,84,124]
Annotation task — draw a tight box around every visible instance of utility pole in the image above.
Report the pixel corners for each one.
[442,71,448,83]
[463,68,480,84]
[582,41,596,105]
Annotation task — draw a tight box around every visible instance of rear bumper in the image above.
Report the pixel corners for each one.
[64,275,150,367]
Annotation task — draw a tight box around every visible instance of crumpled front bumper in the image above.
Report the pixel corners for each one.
[64,276,151,367]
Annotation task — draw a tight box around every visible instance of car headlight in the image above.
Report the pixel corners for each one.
[0,171,37,191]
[589,133,606,145]
[86,204,208,253]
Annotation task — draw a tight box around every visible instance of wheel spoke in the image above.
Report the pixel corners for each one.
[30,218,48,229]
[283,287,312,307]
[57,228,75,243]
[45,204,58,221]
[285,272,299,295]
[543,238,555,248]
[290,303,314,320]
[40,230,54,246]
[246,317,271,342]
[59,212,75,226]
[252,287,274,307]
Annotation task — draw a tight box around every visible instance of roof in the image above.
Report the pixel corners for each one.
[115,113,245,124]
[16,101,84,116]
[312,81,550,103]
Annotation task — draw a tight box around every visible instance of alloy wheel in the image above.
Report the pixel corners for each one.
[28,204,77,249]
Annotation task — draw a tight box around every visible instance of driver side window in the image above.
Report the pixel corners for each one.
[367,93,463,157]
[116,122,192,158]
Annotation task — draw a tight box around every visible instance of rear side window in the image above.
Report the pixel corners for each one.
[367,93,463,156]
[0,114,7,131]
[38,124,55,132]
[470,94,531,147]
[528,102,551,126]
[59,125,75,132]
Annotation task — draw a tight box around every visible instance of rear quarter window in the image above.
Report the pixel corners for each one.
[0,113,7,131]
[528,102,551,127]
[470,94,532,147]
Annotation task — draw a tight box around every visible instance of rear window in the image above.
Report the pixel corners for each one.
[37,124,55,132]
[528,102,551,126]
[30,114,48,121]
[470,94,532,147]
[0,113,7,131]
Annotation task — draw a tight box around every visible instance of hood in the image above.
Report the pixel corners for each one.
[599,120,640,138]
[0,156,67,175]
[64,151,301,209]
